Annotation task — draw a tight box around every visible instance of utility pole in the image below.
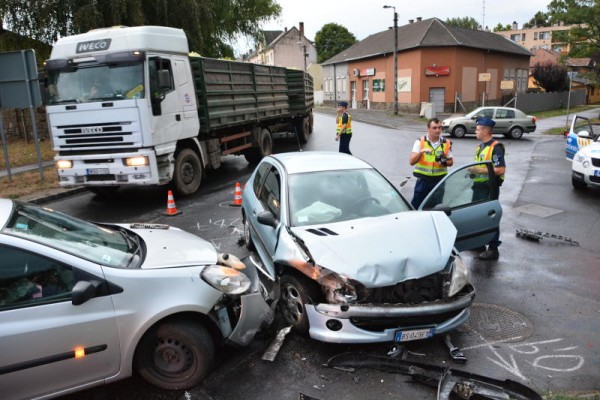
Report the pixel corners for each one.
[384,5,399,115]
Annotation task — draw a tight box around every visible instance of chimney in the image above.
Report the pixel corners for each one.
[299,22,304,39]
[416,17,422,21]
[512,21,518,30]
[409,19,414,24]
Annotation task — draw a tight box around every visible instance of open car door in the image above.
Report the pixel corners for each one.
[419,161,502,252]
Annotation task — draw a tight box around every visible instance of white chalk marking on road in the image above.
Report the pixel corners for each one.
[462,336,524,351]
[528,355,585,372]
[509,338,563,354]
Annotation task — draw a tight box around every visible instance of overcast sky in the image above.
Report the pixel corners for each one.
[235,0,552,54]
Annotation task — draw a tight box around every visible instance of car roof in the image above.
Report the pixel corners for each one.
[268,151,373,175]
[0,199,14,227]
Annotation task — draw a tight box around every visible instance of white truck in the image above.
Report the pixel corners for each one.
[44,26,313,196]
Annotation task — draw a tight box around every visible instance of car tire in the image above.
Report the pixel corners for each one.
[174,148,203,196]
[243,214,255,251]
[572,176,587,190]
[451,125,466,138]
[136,320,214,390]
[279,274,321,334]
[509,126,524,139]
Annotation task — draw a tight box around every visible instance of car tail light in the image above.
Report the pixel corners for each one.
[532,116,536,124]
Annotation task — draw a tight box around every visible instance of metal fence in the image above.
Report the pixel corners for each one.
[508,90,587,113]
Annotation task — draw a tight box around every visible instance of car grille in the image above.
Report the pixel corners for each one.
[359,272,444,304]
[592,158,600,167]
[350,309,464,332]
[590,175,600,183]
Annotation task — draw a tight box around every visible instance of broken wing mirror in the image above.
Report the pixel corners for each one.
[257,211,278,228]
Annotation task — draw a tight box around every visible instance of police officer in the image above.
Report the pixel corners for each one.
[470,116,506,260]
[409,118,453,208]
[335,101,352,155]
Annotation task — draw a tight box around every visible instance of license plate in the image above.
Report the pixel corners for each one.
[86,168,109,175]
[394,328,434,342]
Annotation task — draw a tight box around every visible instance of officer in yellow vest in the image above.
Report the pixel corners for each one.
[409,118,453,208]
[335,101,352,155]
[470,116,506,260]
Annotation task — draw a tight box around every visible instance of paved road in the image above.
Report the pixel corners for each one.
[42,111,600,399]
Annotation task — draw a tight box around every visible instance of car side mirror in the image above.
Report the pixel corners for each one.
[72,280,101,306]
[257,211,278,228]
[430,203,452,216]
[577,130,591,138]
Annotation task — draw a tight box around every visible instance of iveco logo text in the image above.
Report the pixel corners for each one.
[76,39,112,54]
[82,127,103,134]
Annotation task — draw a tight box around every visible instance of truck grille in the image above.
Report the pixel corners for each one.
[55,121,136,150]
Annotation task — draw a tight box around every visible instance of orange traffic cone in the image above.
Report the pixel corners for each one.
[163,190,182,216]
[231,182,243,207]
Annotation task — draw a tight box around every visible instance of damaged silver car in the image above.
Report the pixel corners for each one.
[242,152,502,344]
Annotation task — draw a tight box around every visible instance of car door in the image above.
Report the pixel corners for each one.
[0,243,120,399]
[249,164,283,277]
[466,108,493,134]
[493,108,512,134]
[419,161,502,251]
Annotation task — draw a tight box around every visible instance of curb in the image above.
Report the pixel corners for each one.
[23,187,89,205]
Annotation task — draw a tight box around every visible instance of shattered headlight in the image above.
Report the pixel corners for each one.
[201,265,251,295]
[318,269,359,304]
[447,255,469,297]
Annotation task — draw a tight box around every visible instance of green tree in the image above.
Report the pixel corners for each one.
[445,17,480,30]
[493,23,513,32]
[314,23,357,63]
[532,62,569,91]
[0,0,281,58]
[523,11,551,28]
[547,0,600,57]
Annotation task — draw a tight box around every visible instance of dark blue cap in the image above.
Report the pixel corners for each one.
[476,116,496,127]
[338,101,348,108]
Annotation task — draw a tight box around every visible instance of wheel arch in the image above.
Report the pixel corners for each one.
[175,138,208,170]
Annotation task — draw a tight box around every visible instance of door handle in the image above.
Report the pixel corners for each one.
[176,114,181,121]
[488,210,496,217]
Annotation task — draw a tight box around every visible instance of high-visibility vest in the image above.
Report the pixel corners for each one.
[413,136,451,178]
[474,140,505,183]
[336,113,352,135]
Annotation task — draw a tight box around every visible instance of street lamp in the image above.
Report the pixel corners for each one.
[384,5,398,116]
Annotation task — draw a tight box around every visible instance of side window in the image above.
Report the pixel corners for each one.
[506,110,515,118]
[0,246,74,310]
[149,57,175,98]
[258,168,281,219]
[253,162,271,197]
[496,109,507,119]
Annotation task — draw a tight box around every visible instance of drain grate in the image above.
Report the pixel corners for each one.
[463,303,533,343]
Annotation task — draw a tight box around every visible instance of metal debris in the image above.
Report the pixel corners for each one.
[261,326,292,361]
[516,229,579,246]
[443,334,467,364]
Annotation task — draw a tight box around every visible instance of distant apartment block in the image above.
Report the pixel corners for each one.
[496,21,575,53]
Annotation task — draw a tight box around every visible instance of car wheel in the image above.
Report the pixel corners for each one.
[243,214,255,251]
[509,126,524,139]
[174,148,203,196]
[136,321,214,390]
[279,274,321,334]
[572,176,587,190]
[452,125,466,138]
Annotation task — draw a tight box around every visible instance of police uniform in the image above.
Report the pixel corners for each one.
[410,135,453,208]
[473,117,506,260]
[336,101,352,155]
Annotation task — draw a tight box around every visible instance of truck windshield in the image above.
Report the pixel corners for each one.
[47,62,145,105]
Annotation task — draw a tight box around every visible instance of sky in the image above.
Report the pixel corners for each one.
[234,0,552,54]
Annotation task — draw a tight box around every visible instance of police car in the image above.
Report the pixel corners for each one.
[572,136,600,189]
[565,115,599,160]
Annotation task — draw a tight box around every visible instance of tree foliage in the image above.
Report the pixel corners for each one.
[0,0,281,58]
[445,17,480,30]
[532,62,569,91]
[493,23,513,32]
[523,11,551,28]
[547,0,600,57]
[314,23,357,63]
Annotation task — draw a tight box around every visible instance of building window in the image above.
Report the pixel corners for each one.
[337,77,341,93]
[534,32,538,40]
[342,77,347,93]
[516,69,527,93]
[540,31,551,40]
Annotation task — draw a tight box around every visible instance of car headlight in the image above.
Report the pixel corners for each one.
[574,153,590,168]
[318,269,359,304]
[447,255,469,297]
[56,160,73,169]
[201,265,251,295]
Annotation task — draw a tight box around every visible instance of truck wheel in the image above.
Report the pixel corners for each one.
[174,149,202,196]
[296,117,310,144]
[135,320,214,390]
[309,112,314,133]
[244,128,272,164]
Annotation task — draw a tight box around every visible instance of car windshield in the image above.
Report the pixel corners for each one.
[2,202,136,268]
[288,168,410,226]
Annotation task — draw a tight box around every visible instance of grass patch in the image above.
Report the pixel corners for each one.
[0,167,60,199]
[0,139,54,169]
[535,105,599,119]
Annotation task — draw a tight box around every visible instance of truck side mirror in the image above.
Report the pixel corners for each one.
[158,69,171,90]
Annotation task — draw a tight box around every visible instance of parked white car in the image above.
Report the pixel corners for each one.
[0,199,273,399]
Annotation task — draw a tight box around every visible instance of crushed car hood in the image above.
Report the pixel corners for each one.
[289,211,457,287]
[120,223,217,269]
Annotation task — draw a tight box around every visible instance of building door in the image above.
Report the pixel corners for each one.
[363,80,370,109]
[351,81,357,109]
[429,88,445,113]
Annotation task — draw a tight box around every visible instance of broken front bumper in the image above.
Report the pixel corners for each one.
[306,284,475,343]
